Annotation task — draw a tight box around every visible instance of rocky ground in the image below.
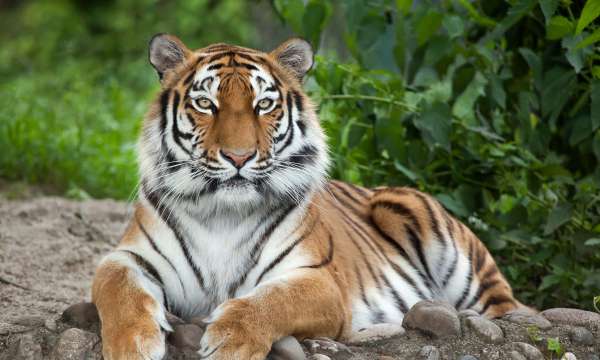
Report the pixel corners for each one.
[0,195,599,359]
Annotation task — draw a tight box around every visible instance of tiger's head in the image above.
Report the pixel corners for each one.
[140,34,329,213]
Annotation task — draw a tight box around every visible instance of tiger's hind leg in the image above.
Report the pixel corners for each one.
[370,187,522,318]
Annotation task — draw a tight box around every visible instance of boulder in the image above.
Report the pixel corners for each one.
[402,300,461,338]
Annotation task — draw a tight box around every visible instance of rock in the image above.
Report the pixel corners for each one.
[459,356,478,360]
[586,355,600,360]
[52,328,100,360]
[568,326,594,346]
[458,309,480,319]
[503,311,552,330]
[44,318,58,332]
[419,345,440,360]
[165,312,186,327]
[509,351,527,360]
[465,316,504,344]
[347,323,405,343]
[561,353,577,360]
[308,355,331,360]
[541,308,600,330]
[270,336,306,360]
[402,300,461,338]
[167,324,203,350]
[11,315,46,328]
[302,338,353,359]
[505,342,544,360]
[60,302,99,330]
[13,333,43,360]
[0,322,28,335]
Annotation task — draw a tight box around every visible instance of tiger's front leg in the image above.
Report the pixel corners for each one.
[199,270,348,360]
[92,252,170,360]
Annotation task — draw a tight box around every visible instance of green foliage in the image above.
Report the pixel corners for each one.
[546,337,565,358]
[273,0,600,310]
[0,0,256,199]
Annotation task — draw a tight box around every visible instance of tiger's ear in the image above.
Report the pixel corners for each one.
[270,38,314,80]
[148,33,190,81]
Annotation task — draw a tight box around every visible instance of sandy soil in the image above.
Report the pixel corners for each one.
[0,196,129,326]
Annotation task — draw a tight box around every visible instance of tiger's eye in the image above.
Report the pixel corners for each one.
[197,98,212,109]
[257,99,273,110]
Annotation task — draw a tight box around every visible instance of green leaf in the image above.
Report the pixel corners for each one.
[584,238,600,246]
[544,203,573,235]
[455,0,496,27]
[546,337,564,356]
[576,27,600,48]
[302,0,331,49]
[569,113,593,145]
[539,274,561,290]
[498,194,518,214]
[396,0,412,14]
[436,193,470,217]
[593,80,600,131]
[519,48,543,91]
[483,0,537,42]
[576,0,600,34]
[539,0,560,22]
[273,0,305,34]
[452,71,488,125]
[546,16,574,40]
[416,9,443,46]
[415,102,452,151]
[562,34,592,73]
[394,160,420,182]
[443,15,465,39]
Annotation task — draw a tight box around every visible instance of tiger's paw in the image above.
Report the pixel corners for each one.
[101,321,166,360]
[198,300,270,360]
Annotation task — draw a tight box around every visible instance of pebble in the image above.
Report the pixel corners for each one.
[302,337,353,359]
[270,336,306,360]
[167,324,204,350]
[44,318,58,332]
[509,351,527,360]
[0,322,28,335]
[506,342,544,360]
[459,356,478,360]
[60,302,99,330]
[503,311,552,330]
[587,355,600,360]
[308,355,331,360]
[52,328,100,360]
[419,345,440,360]
[465,316,504,344]
[458,309,480,318]
[561,353,577,360]
[402,300,461,338]
[13,332,43,360]
[568,326,594,346]
[541,308,600,329]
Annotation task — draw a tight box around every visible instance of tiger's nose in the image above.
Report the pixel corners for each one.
[220,149,256,168]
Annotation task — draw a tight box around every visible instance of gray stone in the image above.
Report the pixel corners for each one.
[419,345,440,360]
[509,351,527,360]
[505,342,544,360]
[541,308,600,330]
[402,300,461,338]
[44,318,58,332]
[302,338,353,359]
[167,324,204,350]
[503,311,552,330]
[568,326,594,346]
[347,323,405,343]
[586,355,599,360]
[0,322,28,335]
[308,355,331,360]
[60,302,99,330]
[270,336,306,360]
[459,356,478,360]
[465,316,504,344]
[14,333,43,360]
[52,328,100,360]
[458,309,480,319]
[561,353,577,360]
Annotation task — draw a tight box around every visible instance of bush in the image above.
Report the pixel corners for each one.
[0,0,256,199]
[273,0,600,310]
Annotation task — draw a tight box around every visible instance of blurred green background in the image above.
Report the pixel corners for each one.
[0,0,599,311]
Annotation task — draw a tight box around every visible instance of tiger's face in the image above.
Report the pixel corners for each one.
[140,34,329,212]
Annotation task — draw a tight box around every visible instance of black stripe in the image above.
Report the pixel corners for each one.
[254,223,315,285]
[159,90,170,133]
[287,145,318,166]
[119,249,168,310]
[355,264,370,307]
[136,217,186,295]
[381,273,409,313]
[441,215,459,287]
[405,225,436,285]
[481,295,515,314]
[372,201,423,236]
[344,226,384,291]
[183,71,196,86]
[301,234,334,269]
[169,91,192,155]
[142,183,205,290]
[207,64,224,70]
[275,92,295,153]
[464,277,501,310]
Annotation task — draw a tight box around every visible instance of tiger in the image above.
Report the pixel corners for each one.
[91,34,527,360]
